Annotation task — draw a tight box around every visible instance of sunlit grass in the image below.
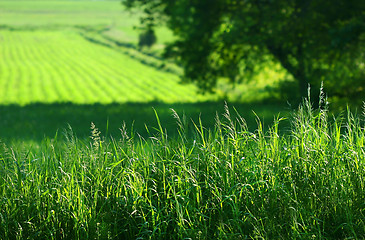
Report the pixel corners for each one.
[0,0,173,47]
[0,29,211,104]
[0,0,294,104]
[1,99,363,239]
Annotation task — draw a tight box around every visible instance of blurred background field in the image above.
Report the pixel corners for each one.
[0,0,292,143]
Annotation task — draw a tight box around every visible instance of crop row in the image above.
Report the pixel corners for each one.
[0,30,210,105]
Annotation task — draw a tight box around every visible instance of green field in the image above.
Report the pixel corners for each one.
[0,27,288,142]
[0,1,286,104]
[0,0,290,142]
[0,0,174,54]
[0,0,141,36]
[0,0,188,105]
[0,29,208,104]
[0,1,363,239]
[0,0,204,104]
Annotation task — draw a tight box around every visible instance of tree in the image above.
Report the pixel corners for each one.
[123,0,365,100]
[138,28,157,48]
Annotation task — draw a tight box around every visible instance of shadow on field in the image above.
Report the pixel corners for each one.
[0,101,292,143]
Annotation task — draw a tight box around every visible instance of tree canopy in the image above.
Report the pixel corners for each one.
[123,0,365,100]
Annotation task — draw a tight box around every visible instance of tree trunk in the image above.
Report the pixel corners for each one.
[298,75,309,100]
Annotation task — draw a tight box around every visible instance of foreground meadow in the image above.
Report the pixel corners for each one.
[1,101,364,239]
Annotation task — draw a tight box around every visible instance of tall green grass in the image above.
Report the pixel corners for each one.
[0,99,364,239]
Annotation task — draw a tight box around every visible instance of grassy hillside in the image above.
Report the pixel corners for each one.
[0,0,174,46]
[0,0,293,143]
[0,29,208,104]
[0,1,133,27]
[0,0,211,106]
[0,0,291,104]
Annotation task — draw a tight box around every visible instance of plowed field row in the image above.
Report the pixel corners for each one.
[0,30,210,104]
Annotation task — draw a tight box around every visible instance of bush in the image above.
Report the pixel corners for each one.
[138,29,157,48]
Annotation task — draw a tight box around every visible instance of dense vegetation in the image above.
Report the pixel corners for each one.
[0,1,364,239]
[0,0,291,143]
[124,0,365,100]
[1,100,364,239]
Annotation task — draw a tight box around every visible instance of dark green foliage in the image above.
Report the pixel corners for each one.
[138,28,157,48]
[123,0,365,100]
